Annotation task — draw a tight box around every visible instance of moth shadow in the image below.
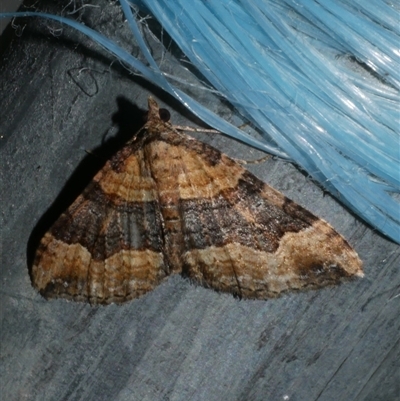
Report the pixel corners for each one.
[26,96,146,279]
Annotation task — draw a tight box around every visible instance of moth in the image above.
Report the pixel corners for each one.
[32,97,363,304]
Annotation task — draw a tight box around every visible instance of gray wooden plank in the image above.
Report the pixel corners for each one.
[1,2,399,401]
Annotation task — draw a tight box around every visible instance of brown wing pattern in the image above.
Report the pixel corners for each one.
[32,97,362,304]
[142,126,363,299]
[32,142,168,304]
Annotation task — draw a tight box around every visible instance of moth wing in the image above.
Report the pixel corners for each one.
[174,143,363,299]
[32,144,168,305]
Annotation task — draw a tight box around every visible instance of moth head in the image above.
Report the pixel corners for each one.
[146,96,171,123]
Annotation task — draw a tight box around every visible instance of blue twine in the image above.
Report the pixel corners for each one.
[2,0,399,243]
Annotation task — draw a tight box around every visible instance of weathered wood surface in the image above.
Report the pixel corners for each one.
[1,3,399,400]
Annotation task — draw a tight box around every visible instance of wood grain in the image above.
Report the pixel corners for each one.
[0,2,398,400]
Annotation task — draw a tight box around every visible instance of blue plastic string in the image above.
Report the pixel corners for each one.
[0,11,286,157]
[1,0,399,243]
[127,0,399,242]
